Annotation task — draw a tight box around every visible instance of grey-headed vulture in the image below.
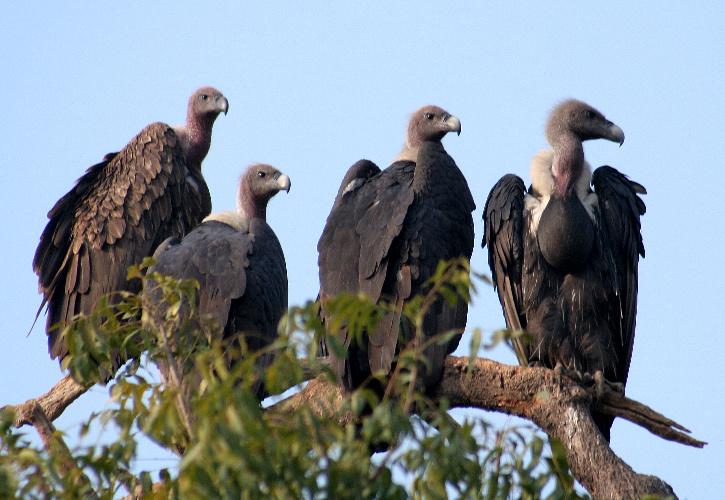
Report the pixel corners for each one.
[482,99,646,441]
[145,164,290,398]
[33,87,228,364]
[318,106,475,393]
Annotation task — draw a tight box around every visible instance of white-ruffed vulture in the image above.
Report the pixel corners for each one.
[482,99,646,440]
[33,87,228,364]
[318,106,475,393]
[145,164,290,398]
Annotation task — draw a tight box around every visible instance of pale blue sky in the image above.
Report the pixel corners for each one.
[2,2,723,497]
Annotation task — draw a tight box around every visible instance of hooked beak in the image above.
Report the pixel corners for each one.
[216,95,229,115]
[276,174,291,193]
[606,122,625,146]
[444,114,462,136]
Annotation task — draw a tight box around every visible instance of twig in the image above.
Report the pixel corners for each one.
[30,405,98,498]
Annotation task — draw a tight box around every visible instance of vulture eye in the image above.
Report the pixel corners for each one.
[424,112,434,120]
[585,110,596,119]
[257,171,266,178]
[200,94,209,101]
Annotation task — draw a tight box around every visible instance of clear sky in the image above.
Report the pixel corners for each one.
[2,1,723,497]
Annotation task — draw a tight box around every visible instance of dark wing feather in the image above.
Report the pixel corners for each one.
[332,159,381,208]
[149,221,251,332]
[149,219,286,399]
[226,219,288,397]
[33,122,211,361]
[591,166,646,386]
[356,162,415,299]
[482,174,528,365]
[317,160,414,387]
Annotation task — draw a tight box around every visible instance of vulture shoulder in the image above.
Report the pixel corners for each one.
[317,160,414,384]
[318,160,415,302]
[226,219,288,350]
[482,174,528,365]
[33,122,210,359]
[591,165,646,386]
[354,161,416,299]
[148,216,287,399]
[148,220,253,333]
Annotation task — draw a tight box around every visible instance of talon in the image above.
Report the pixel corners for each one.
[593,370,624,398]
[553,363,593,387]
[593,371,607,399]
[610,381,625,394]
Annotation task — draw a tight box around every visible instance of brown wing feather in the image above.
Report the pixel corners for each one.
[33,122,211,361]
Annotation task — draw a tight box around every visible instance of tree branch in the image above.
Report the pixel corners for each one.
[3,375,89,427]
[5,355,705,498]
[30,404,98,498]
[272,356,705,499]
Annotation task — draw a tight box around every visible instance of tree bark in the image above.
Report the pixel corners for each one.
[4,375,89,427]
[273,356,704,499]
[5,356,704,499]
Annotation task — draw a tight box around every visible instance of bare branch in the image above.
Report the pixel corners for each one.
[5,355,705,498]
[272,356,705,499]
[4,375,89,427]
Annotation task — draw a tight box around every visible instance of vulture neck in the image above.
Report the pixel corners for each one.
[411,141,445,194]
[551,133,584,199]
[183,113,216,167]
[237,188,268,221]
[393,133,423,163]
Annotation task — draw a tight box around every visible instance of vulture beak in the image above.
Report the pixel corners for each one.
[605,121,625,146]
[445,114,462,136]
[217,95,229,115]
[276,174,291,193]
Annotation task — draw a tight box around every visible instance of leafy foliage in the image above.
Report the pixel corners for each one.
[1,260,586,499]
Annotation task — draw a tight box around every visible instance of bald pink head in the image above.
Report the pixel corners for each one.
[406,105,461,148]
[395,105,462,162]
[545,99,625,198]
[546,99,624,147]
[237,164,291,220]
[181,87,228,167]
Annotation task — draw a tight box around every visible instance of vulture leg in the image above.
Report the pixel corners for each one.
[593,370,625,397]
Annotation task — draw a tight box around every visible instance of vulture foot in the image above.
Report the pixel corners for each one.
[553,362,595,386]
[593,370,624,398]
[553,364,625,399]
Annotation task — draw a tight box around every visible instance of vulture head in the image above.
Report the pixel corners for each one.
[407,105,462,147]
[187,86,229,124]
[237,164,291,220]
[546,99,624,147]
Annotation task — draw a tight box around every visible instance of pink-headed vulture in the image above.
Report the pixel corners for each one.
[482,99,646,441]
[145,164,290,399]
[318,106,475,394]
[33,87,228,364]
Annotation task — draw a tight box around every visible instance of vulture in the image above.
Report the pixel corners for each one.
[145,164,290,399]
[482,99,646,441]
[318,106,475,394]
[33,86,228,364]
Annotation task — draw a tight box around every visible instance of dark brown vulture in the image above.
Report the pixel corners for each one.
[318,106,475,394]
[33,87,228,364]
[482,99,646,441]
[145,164,290,399]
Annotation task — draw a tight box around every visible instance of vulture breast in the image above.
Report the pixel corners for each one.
[536,196,595,272]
